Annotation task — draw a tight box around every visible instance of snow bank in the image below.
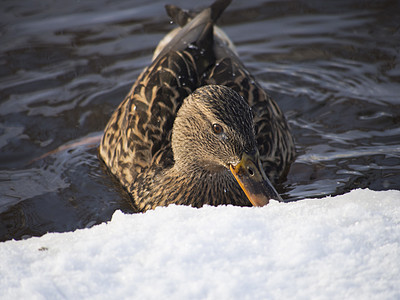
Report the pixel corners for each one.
[1,189,399,299]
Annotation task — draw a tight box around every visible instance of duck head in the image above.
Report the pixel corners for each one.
[172,84,282,206]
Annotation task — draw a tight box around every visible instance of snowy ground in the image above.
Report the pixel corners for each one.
[1,189,399,299]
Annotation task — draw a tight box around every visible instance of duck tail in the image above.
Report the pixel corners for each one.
[153,0,232,70]
[210,0,232,22]
[165,0,231,27]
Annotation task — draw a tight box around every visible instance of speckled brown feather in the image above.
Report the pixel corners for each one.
[99,0,295,211]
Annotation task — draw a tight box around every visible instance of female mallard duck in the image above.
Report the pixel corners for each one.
[99,0,295,212]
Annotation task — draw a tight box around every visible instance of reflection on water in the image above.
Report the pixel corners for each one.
[1,0,399,241]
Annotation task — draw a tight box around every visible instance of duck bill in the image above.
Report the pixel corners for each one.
[229,151,282,206]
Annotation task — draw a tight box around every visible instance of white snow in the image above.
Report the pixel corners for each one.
[1,189,399,300]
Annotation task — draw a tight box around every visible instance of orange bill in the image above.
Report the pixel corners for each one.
[230,151,282,206]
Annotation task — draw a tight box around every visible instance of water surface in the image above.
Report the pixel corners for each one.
[1,0,399,241]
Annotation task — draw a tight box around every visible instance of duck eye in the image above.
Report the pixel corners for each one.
[212,123,223,134]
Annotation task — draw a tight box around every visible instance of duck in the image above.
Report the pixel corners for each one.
[99,0,295,212]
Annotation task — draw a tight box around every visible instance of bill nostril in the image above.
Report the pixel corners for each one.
[248,167,254,176]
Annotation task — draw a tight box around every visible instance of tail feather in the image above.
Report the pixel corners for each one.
[165,0,231,27]
[165,5,191,27]
[210,0,232,22]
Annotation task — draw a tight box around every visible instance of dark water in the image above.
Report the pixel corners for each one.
[1,0,399,241]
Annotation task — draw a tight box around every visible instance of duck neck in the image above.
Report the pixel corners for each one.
[129,164,249,212]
